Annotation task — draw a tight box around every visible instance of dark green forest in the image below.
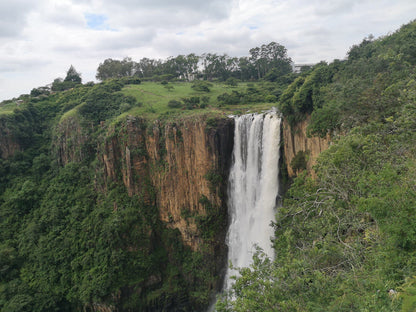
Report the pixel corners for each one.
[1,20,416,311]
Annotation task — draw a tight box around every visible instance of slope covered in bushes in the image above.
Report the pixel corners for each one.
[218,20,416,312]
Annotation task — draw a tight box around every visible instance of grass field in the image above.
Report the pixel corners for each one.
[2,81,279,122]
[121,81,277,121]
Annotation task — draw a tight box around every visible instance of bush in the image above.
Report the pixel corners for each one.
[225,77,239,87]
[217,91,241,105]
[164,85,174,91]
[121,76,141,85]
[182,97,200,109]
[167,99,183,108]
[77,84,140,123]
[120,102,132,112]
[152,74,175,82]
[191,81,212,92]
[51,78,78,92]
[30,87,50,97]
[265,94,277,102]
[290,150,308,173]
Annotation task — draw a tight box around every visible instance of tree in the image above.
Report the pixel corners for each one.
[96,57,135,81]
[249,42,292,79]
[237,56,256,81]
[64,65,82,83]
[163,54,199,81]
[201,53,234,81]
[134,57,163,78]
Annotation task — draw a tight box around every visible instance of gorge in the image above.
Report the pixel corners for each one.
[0,103,323,311]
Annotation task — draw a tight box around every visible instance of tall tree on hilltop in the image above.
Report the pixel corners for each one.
[134,57,163,78]
[64,65,82,83]
[96,57,135,81]
[249,42,292,79]
[163,54,199,81]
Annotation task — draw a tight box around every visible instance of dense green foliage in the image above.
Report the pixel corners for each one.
[0,153,218,310]
[217,20,416,311]
[0,78,241,311]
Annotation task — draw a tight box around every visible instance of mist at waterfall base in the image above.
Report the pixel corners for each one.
[224,111,282,290]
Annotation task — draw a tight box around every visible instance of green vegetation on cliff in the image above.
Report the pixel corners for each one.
[217,20,416,312]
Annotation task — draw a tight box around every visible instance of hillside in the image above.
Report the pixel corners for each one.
[217,20,416,312]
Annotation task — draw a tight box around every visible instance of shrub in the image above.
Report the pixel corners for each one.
[290,150,308,173]
[191,81,212,92]
[30,87,50,97]
[152,74,175,82]
[182,97,200,109]
[225,77,239,87]
[217,91,241,105]
[164,85,174,91]
[265,94,277,102]
[121,76,141,85]
[51,78,78,92]
[167,99,183,108]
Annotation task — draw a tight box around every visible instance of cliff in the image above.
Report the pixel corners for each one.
[54,115,90,165]
[52,113,234,308]
[283,115,330,178]
[56,113,234,249]
[55,112,329,243]
[0,118,20,159]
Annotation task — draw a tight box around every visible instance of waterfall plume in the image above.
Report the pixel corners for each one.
[224,111,281,289]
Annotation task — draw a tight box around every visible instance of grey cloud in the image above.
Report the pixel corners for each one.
[103,0,233,29]
[303,27,331,37]
[44,8,85,27]
[107,0,232,13]
[0,0,38,37]
[0,57,50,73]
[93,29,157,52]
[313,0,358,16]
[152,30,271,59]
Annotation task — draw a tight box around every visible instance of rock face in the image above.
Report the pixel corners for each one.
[57,114,234,252]
[283,115,330,178]
[54,116,90,166]
[54,112,329,249]
[145,117,234,250]
[0,118,20,159]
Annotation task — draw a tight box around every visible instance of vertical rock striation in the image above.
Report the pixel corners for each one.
[55,114,234,252]
[283,115,330,177]
[54,116,90,166]
[0,118,20,159]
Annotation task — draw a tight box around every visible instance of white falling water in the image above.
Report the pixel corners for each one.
[224,111,281,289]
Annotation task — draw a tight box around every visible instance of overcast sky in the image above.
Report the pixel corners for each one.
[1,0,415,101]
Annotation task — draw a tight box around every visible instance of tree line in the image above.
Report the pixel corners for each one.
[27,42,293,97]
[95,42,293,82]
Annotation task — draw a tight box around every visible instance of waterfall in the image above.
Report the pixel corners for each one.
[224,111,281,289]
